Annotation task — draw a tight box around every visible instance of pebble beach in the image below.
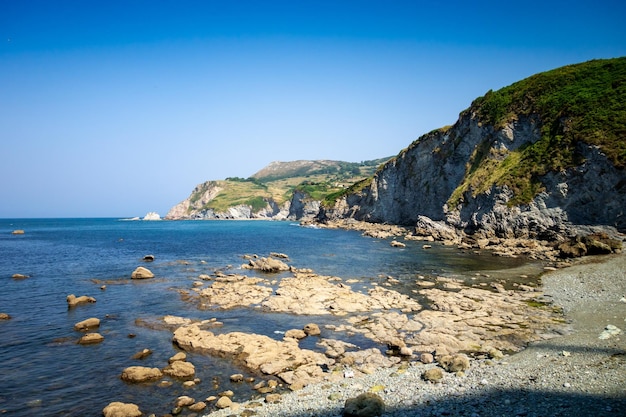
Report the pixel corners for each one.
[204,253,626,417]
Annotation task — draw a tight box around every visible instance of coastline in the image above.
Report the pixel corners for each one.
[203,252,626,417]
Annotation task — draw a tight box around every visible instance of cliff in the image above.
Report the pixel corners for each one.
[318,58,626,241]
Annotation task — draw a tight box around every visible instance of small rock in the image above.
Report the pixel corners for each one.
[421,368,444,383]
[66,294,96,308]
[420,353,434,364]
[102,402,142,417]
[439,354,470,372]
[265,393,281,403]
[143,254,155,262]
[131,266,154,279]
[215,396,233,409]
[343,392,385,417]
[0,313,12,320]
[230,373,244,382]
[11,230,25,235]
[182,380,196,388]
[303,323,321,336]
[176,396,195,407]
[168,352,187,363]
[284,329,307,339]
[74,317,100,331]
[120,366,163,383]
[561,350,571,357]
[12,273,29,279]
[163,361,195,379]
[131,348,153,360]
[399,346,413,356]
[189,401,207,412]
[78,333,104,345]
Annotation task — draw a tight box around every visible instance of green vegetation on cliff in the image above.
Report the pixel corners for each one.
[453,57,626,206]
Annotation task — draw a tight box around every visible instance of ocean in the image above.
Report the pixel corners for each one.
[0,218,541,416]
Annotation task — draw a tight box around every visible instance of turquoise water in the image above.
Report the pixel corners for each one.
[0,219,539,416]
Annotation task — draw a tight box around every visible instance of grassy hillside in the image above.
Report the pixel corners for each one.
[454,57,626,206]
[188,158,391,213]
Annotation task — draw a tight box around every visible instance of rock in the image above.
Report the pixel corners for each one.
[189,401,207,411]
[343,392,385,417]
[168,352,187,363]
[12,273,29,279]
[439,353,470,372]
[285,329,307,339]
[131,266,154,279]
[599,324,622,339]
[102,401,142,417]
[143,212,161,221]
[120,366,163,383]
[304,323,321,336]
[11,230,25,235]
[142,254,155,262]
[131,348,153,360]
[175,396,195,407]
[230,373,244,382]
[399,346,413,356]
[74,317,100,331]
[422,367,444,382]
[244,256,290,272]
[420,353,434,364]
[215,396,233,409]
[265,393,281,403]
[390,240,406,248]
[78,333,104,345]
[0,313,12,320]
[163,360,195,379]
[66,294,96,307]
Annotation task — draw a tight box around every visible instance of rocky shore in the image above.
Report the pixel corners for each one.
[199,252,625,417]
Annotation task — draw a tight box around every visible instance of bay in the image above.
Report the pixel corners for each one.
[0,218,540,416]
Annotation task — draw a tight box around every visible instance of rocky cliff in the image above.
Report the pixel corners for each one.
[318,58,626,241]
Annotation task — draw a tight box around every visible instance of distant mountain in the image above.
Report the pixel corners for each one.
[164,157,390,220]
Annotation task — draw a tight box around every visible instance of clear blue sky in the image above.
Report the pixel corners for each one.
[2,1,625,218]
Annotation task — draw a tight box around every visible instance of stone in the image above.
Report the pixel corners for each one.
[439,353,470,373]
[343,392,385,417]
[120,366,163,383]
[176,396,195,407]
[168,352,187,363]
[422,368,444,383]
[189,401,207,411]
[11,230,25,235]
[66,294,96,307]
[102,401,142,417]
[303,323,321,336]
[131,348,152,360]
[265,393,281,403]
[131,266,154,279]
[285,329,307,339]
[12,273,29,279]
[420,353,434,364]
[399,346,413,356]
[74,317,100,331]
[215,396,233,409]
[142,254,155,262]
[78,333,104,345]
[163,360,195,379]
[0,313,11,320]
[244,256,290,272]
[390,240,406,248]
[230,373,244,382]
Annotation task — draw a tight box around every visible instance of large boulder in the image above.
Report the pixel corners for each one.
[343,392,385,417]
[162,360,195,379]
[131,266,154,279]
[78,333,104,345]
[120,366,163,383]
[102,402,142,417]
[244,256,289,272]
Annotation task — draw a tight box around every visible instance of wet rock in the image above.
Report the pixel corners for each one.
[74,317,100,331]
[143,254,155,262]
[66,294,96,308]
[304,323,321,336]
[285,329,307,339]
[265,393,281,403]
[131,348,153,360]
[175,396,195,407]
[215,396,233,409]
[78,333,104,345]
[343,392,385,417]
[243,256,290,272]
[120,366,162,383]
[390,240,406,248]
[11,230,25,235]
[102,401,142,417]
[163,360,195,379]
[168,352,187,363]
[420,353,434,364]
[189,401,207,412]
[0,313,12,320]
[12,273,29,279]
[230,373,244,382]
[131,266,154,279]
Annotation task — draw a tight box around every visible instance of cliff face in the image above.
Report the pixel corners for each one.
[318,59,626,240]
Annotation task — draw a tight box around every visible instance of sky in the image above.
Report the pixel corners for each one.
[1,1,625,218]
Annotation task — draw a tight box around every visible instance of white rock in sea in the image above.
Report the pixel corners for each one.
[143,212,161,221]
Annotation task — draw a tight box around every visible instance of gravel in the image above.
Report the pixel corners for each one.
[204,253,626,417]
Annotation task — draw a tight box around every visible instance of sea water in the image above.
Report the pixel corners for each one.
[0,218,540,416]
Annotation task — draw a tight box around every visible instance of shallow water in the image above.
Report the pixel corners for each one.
[0,219,543,416]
